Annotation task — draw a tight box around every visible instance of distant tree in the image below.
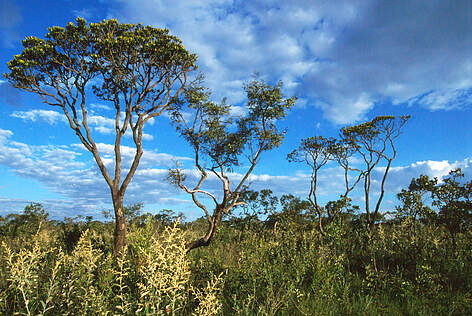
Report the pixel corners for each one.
[395,175,437,235]
[4,18,197,254]
[324,196,359,223]
[123,202,143,221]
[231,189,279,231]
[266,194,311,233]
[341,115,410,228]
[396,169,472,249]
[0,203,49,238]
[237,189,279,218]
[431,169,472,249]
[168,78,295,251]
[287,136,337,234]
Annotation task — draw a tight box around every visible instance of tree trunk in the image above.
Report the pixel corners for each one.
[365,175,372,229]
[113,194,127,255]
[186,210,223,252]
[317,207,325,236]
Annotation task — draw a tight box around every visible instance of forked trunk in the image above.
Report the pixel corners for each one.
[113,195,127,255]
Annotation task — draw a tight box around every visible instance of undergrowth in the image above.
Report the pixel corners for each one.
[0,211,471,315]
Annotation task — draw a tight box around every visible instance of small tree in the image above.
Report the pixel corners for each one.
[266,194,311,233]
[397,169,472,249]
[4,18,197,253]
[231,189,279,231]
[287,136,337,235]
[237,189,279,219]
[287,134,366,234]
[431,169,472,249]
[341,115,410,228]
[395,175,437,234]
[168,78,295,251]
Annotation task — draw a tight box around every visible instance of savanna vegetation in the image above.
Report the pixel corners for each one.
[1,172,471,315]
[2,18,471,315]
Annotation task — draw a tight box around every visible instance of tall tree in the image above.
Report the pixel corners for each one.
[341,115,410,228]
[287,136,337,235]
[4,18,197,253]
[168,78,295,251]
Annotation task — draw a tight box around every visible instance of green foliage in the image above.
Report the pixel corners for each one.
[2,167,472,315]
[171,76,295,170]
[0,203,49,240]
[5,17,197,100]
[0,217,225,315]
[0,199,471,315]
[287,135,338,165]
[242,80,296,151]
[341,115,409,144]
[397,169,472,250]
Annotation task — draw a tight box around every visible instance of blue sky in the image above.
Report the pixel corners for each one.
[0,0,471,220]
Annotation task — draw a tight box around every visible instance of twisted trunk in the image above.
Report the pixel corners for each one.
[186,208,223,252]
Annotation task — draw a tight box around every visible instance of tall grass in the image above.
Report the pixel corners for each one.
[0,211,470,315]
[0,220,224,315]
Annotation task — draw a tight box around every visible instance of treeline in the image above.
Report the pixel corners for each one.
[0,170,471,315]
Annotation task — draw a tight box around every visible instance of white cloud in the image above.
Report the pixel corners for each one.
[88,114,115,128]
[11,110,155,140]
[380,159,472,192]
[11,109,66,124]
[93,126,114,134]
[158,197,193,204]
[228,105,247,117]
[0,129,192,219]
[407,89,472,111]
[107,0,472,124]
[320,92,374,124]
[0,128,13,143]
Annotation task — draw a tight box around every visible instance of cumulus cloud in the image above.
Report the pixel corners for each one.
[0,126,305,219]
[305,0,472,120]
[107,0,472,124]
[11,109,66,124]
[0,127,189,218]
[90,103,112,111]
[72,8,95,20]
[378,158,472,193]
[0,126,308,218]
[11,109,154,140]
[0,128,13,142]
[407,89,472,111]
